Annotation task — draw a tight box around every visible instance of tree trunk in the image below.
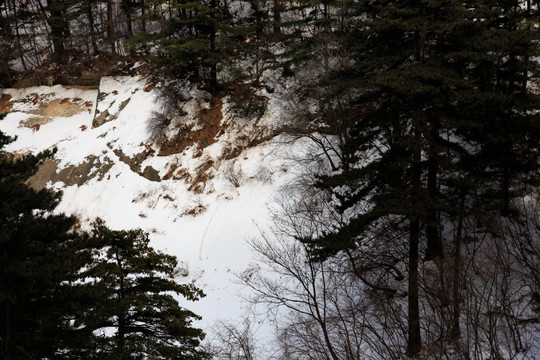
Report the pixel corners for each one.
[425,120,443,260]
[125,0,133,39]
[0,1,15,82]
[107,0,116,54]
[47,0,68,62]
[406,25,426,356]
[272,0,281,39]
[406,216,422,357]
[406,126,422,358]
[451,192,465,340]
[141,0,146,33]
[501,166,511,216]
[209,0,217,92]
[86,0,98,54]
[116,253,127,359]
[117,311,126,359]
[11,0,27,70]
[3,304,12,360]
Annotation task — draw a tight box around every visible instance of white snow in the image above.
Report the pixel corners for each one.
[0,77,308,344]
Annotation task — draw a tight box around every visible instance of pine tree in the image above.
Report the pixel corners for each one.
[300,0,540,356]
[454,1,540,216]
[157,0,230,91]
[47,0,72,61]
[0,128,87,359]
[79,219,209,360]
[0,12,14,87]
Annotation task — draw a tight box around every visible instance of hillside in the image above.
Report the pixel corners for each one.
[0,75,315,341]
[3,0,540,357]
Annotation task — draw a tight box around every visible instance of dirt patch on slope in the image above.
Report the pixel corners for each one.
[30,98,88,118]
[159,98,223,156]
[12,53,148,88]
[162,158,215,193]
[112,147,160,182]
[0,94,13,113]
[3,94,93,129]
[28,145,161,189]
[188,159,215,193]
[93,97,130,128]
[3,91,93,128]
[20,98,90,128]
[28,156,114,189]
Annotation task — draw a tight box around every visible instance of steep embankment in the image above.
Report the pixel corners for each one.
[0,76,314,334]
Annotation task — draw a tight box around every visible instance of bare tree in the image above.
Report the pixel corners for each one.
[204,319,258,360]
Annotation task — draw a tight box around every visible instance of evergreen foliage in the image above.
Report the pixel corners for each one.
[156,0,229,89]
[0,124,207,359]
[78,219,209,360]
[0,129,83,359]
[47,0,72,61]
[2,0,540,357]
[297,0,540,356]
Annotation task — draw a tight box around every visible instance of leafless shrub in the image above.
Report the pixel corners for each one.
[204,319,258,360]
[416,195,540,360]
[242,228,408,360]
[239,156,540,360]
[254,163,273,184]
[223,162,244,188]
[147,110,171,142]
[146,80,190,143]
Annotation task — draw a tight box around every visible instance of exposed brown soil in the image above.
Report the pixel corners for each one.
[32,98,87,118]
[162,163,180,181]
[162,156,216,193]
[15,97,91,128]
[182,204,206,216]
[112,147,160,181]
[220,146,243,160]
[28,156,114,190]
[156,98,228,193]
[12,52,151,88]
[21,92,55,105]
[9,73,283,198]
[0,94,13,113]
[93,97,130,128]
[159,98,223,156]
[188,159,215,194]
[144,83,156,92]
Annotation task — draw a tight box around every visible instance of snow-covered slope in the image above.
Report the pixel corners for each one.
[0,76,313,340]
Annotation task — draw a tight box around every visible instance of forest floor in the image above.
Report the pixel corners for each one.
[12,52,149,88]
